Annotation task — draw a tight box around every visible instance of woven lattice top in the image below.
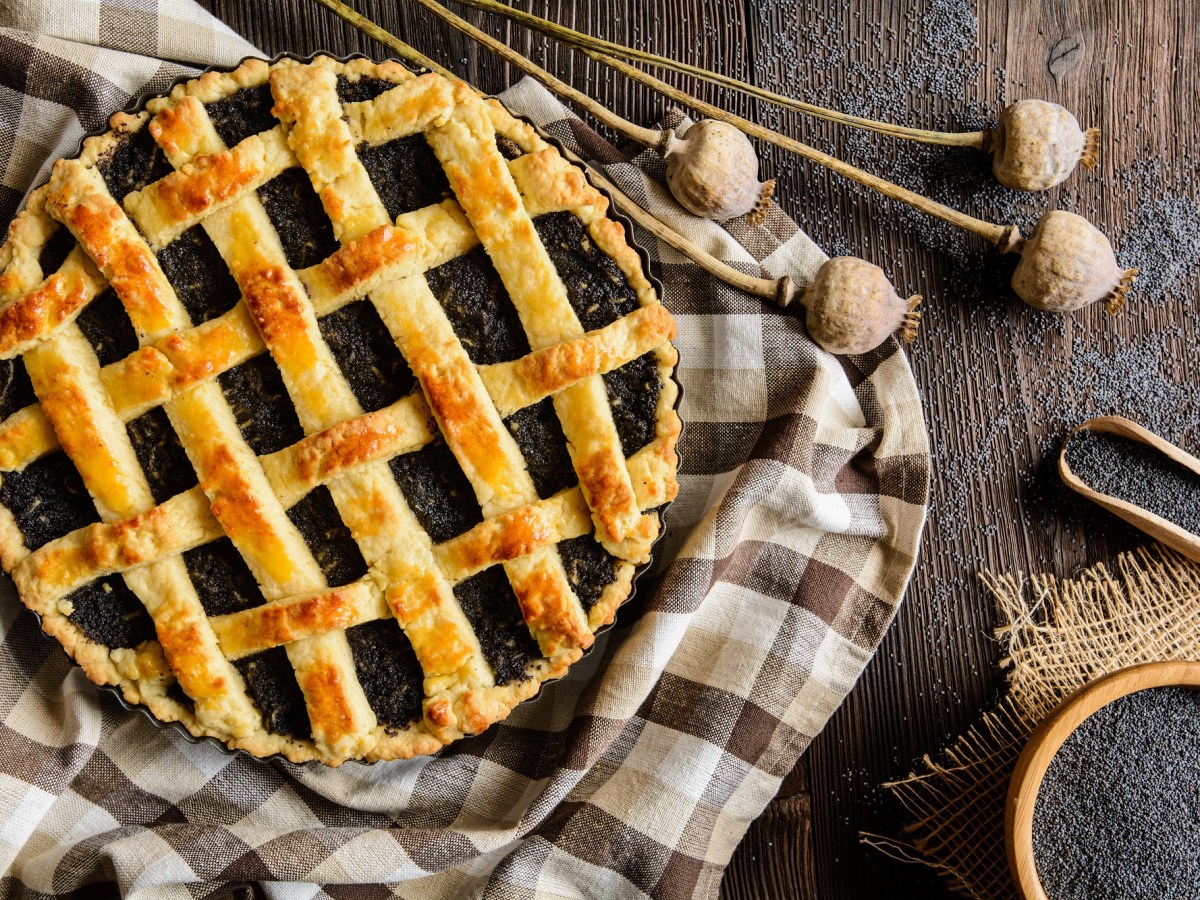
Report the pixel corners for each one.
[0,56,680,765]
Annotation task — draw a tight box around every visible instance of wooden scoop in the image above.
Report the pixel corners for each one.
[1058,414,1200,563]
[1006,659,1200,900]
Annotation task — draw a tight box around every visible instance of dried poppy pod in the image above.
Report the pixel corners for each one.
[1010,211,1137,314]
[991,100,1100,192]
[662,119,776,224]
[799,257,921,356]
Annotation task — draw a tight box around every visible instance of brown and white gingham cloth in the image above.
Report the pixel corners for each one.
[0,3,930,897]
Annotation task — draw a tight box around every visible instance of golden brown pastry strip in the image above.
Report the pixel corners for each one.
[278,65,594,672]
[342,72,456,146]
[426,86,658,562]
[123,126,297,250]
[102,303,265,419]
[481,303,676,416]
[268,65,497,735]
[259,393,437,509]
[434,490,592,584]
[22,174,262,737]
[47,163,181,341]
[210,580,387,660]
[296,201,478,311]
[149,90,382,759]
[0,248,106,360]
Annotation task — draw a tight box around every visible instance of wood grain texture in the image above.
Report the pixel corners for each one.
[198,2,1200,897]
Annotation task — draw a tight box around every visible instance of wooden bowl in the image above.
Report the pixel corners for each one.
[1006,659,1200,900]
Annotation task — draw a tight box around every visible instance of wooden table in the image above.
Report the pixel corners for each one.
[200,2,1200,896]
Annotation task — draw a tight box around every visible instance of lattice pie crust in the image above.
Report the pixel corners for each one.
[0,56,679,764]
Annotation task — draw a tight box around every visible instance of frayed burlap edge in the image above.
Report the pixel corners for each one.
[862,544,1200,900]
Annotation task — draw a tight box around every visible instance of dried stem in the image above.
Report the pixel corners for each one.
[407,0,1016,249]
[308,0,797,309]
[902,296,923,344]
[452,0,989,149]
[316,0,659,146]
[403,0,661,147]
[311,0,452,76]
[567,150,798,308]
[584,50,1019,249]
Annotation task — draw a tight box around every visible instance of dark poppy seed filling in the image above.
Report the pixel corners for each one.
[357,133,450,221]
[335,74,397,105]
[96,126,174,203]
[318,299,415,413]
[0,452,98,551]
[257,168,339,271]
[454,567,541,686]
[217,352,305,456]
[126,407,198,504]
[76,288,139,366]
[388,439,482,543]
[235,646,313,739]
[287,486,368,588]
[156,225,242,325]
[346,618,425,730]
[557,534,620,612]
[205,83,277,148]
[534,211,639,332]
[37,225,76,277]
[495,135,524,160]
[425,247,530,365]
[504,398,575,499]
[603,352,662,457]
[183,537,269,617]
[0,358,36,421]
[65,574,155,648]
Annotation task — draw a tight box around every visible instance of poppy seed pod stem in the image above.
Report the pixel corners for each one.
[454,0,1098,192]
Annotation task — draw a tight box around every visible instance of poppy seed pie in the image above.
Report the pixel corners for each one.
[0,55,680,765]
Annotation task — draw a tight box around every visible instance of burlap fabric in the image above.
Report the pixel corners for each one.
[0,2,929,897]
[868,545,1200,899]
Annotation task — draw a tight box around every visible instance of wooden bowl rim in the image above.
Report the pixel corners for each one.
[1005,659,1200,900]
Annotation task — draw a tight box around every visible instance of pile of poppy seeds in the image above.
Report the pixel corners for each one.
[1031,687,1200,900]
[1064,429,1200,537]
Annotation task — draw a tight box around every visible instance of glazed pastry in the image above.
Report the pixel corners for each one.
[0,56,679,764]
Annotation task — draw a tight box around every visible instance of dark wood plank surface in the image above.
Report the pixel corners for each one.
[199,2,1199,897]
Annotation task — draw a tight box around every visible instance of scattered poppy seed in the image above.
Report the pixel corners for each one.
[1114,186,1200,305]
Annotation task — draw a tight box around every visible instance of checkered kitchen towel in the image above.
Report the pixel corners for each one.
[0,2,930,898]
